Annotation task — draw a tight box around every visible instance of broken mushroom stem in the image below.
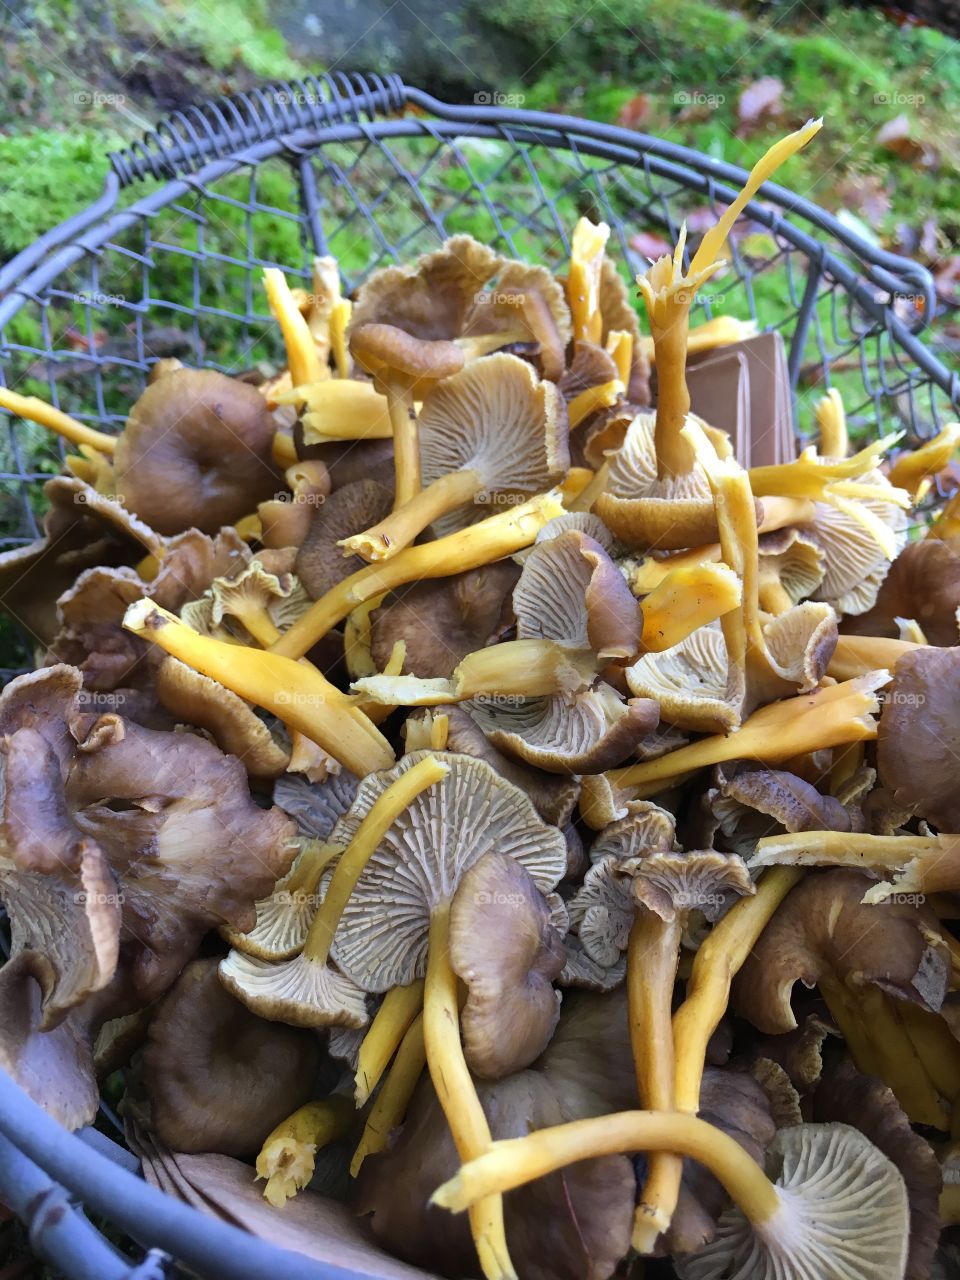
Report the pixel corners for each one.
[263,268,325,388]
[355,979,426,1108]
[0,387,118,456]
[256,1096,354,1207]
[270,491,565,659]
[637,561,742,654]
[122,600,395,777]
[350,1010,428,1177]
[339,467,484,563]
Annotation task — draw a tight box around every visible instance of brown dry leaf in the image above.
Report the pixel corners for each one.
[835,174,891,228]
[876,114,938,167]
[629,229,674,260]
[737,77,784,131]
[616,93,651,130]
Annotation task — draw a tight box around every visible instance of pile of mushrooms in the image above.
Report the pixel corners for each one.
[3,119,960,1280]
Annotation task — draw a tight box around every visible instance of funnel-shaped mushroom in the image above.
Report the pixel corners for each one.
[114,368,279,535]
[449,852,565,1079]
[143,959,321,1157]
[350,323,464,511]
[433,1116,908,1280]
[596,122,822,551]
[220,753,449,1029]
[330,750,566,1280]
[340,353,568,561]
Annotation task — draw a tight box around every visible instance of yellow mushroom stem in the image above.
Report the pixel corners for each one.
[272,432,299,469]
[605,330,633,384]
[827,634,923,680]
[815,388,849,459]
[271,491,565,659]
[605,672,888,800]
[634,866,802,1243]
[330,298,352,378]
[351,1011,427,1176]
[385,379,421,510]
[339,467,484,563]
[628,913,684,1252]
[284,378,393,440]
[567,461,609,513]
[425,900,517,1280]
[567,379,624,429]
[929,490,960,540]
[567,217,609,344]
[757,573,793,617]
[638,315,759,365]
[753,829,960,898]
[263,268,325,388]
[457,328,531,362]
[559,467,595,504]
[430,712,450,750]
[898,1001,960,1110]
[355,979,426,1107]
[303,754,450,968]
[829,740,864,794]
[430,1110,781,1226]
[122,600,395,776]
[343,594,388,680]
[638,561,741,654]
[941,1179,960,1227]
[256,1096,355,1207]
[232,512,263,542]
[0,387,117,455]
[888,422,960,499]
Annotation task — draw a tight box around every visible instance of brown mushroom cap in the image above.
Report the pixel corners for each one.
[877,645,960,830]
[295,479,394,600]
[416,353,569,534]
[845,536,960,644]
[115,369,280,535]
[331,752,567,992]
[462,260,572,381]
[349,234,503,340]
[143,958,321,1157]
[812,1058,942,1280]
[349,323,465,396]
[706,763,854,858]
[449,852,564,1079]
[558,341,620,403]
[369,562,520,679]
[733,868,951,1035]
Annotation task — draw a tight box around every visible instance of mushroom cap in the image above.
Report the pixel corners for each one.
[531,510,622,557]
[810,478,908,616]
[757,526,825,605]
[349,322,465,392]
[418,704,580,827]
[733,869,951,1035]
[467,683,659,774]
[273,769,360,839]
[708,764,853,858]
[676,1123,909,1280]
[350,234,503,340]
[331,751,567,991]
[370,562,520,680]
[589,800,679,863]
[626,623,739,733]
[115,369,279,535]
[566,857,635,968]
[144,958,321,1156]
[417,352,569,528]
[462,259,572,381]
[618,849,755,924]
[513,529,641,661]
[877,645,960,830]
[813,1059,942,1280]
[219,949,370,1029]
[450,852,564,1079]
[295,479,393,599]
[845,536,960,644]
[154,657,290,778]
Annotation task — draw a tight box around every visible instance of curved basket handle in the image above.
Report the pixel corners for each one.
[107,73,407,187]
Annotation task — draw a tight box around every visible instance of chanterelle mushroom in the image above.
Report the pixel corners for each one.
[341,353,568,562]
[143,959,321,1157]
[114,368,280,534]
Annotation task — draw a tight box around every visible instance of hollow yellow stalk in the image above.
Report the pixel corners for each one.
[263,268,325,387]
[638,315,759,364]
[567,379,624,429]
[606,672,888,799]
[888,423,960,498]
[753,829,960,899]
[605,330,633,384]
[815,388,848,458]
[827,634,923,680]
[567,461,609,513]
[431,1110,781,1226]
[425,902,516,1280]
[430,712,449,749]
[303,754,450,967]
[271,491,565,659]
[567,217,609,343]
[256,1096,354,1207]
[559,467,595,503]
[457,328,530,362]
[123,600,395,776]
[271,433,299,469]
[283,379,393,440]
[355,979,426,1107]
[331,298,352,378]
[0,387,117,455]
[638,561,741,653]
[339,467,484,563]
[351,1012,427,1176]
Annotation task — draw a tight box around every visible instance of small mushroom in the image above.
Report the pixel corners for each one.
[449,852,565,1078]
[349,322,464,510]
[340,353,568,561]
[755,526,825,614]
[295,479,394,600]
[114,369,280,534]
[844,536,960,644]
[704,763,854,859]
[143,958,322,1157]
[461,260,572,381]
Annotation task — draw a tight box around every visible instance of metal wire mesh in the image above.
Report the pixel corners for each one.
[0,76,958,1278]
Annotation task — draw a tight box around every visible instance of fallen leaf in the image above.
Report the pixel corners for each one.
[616,94,651,130]
[629,230,673,260]
[876,114,938,167]
[835,174,891,228]
[738,77,784,130]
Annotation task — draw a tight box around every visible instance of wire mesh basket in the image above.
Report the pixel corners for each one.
[0,72,958,1279]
